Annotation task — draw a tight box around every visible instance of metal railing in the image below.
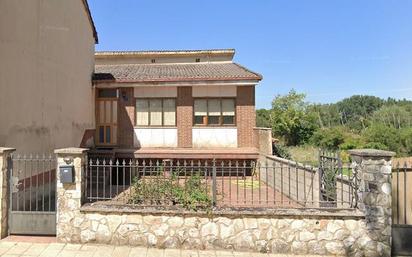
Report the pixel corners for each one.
[84,156,357,210]
[393,160,412,225]
[10,153,56,212]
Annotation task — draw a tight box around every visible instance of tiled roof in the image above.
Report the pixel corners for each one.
[95,49,235,57]
[93,63,262,83]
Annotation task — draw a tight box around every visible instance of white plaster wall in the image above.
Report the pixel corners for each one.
[134,87,177,98]
[192,128,237,148]
[134,128,177,148]
[192,85,237,97]
[0,0,95,153]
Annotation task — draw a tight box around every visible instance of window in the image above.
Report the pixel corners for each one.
[98,89,117,98]
[136,99,176,126]
[194,99,236,126]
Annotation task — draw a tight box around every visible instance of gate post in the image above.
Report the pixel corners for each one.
[0,147,15,238]
[349,149,394,257]
[55,147,88,243]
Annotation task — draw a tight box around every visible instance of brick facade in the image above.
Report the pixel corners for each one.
[236,86,256,148]
[118,88,135,148]
[177,87,193,148]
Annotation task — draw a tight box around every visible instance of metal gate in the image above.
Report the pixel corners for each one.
[392,161,412,256]
[8,154,56,235]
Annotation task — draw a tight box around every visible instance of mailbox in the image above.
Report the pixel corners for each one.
[60,165,75,184]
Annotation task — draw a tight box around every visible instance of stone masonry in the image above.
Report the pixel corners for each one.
[348,149,394,257]
[0,148,15,238]
[54,148,394,256]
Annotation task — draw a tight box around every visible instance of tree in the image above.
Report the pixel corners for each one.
[256,109,272,128]
[336,95,384,130]
[270,90,317,146]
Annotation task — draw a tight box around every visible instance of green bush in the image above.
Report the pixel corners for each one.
[272,143,291,159]
[310,127,345,150]
[362,123,401,152]
[128,171,211,211]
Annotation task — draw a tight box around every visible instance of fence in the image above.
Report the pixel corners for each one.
[392,161,412,225]
[85,154,357,210]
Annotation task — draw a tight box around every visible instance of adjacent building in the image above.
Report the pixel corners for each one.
[0,0,97,153]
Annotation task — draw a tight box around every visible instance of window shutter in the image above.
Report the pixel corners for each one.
[150,99,162,126]
[136,99,149,126]
[163,99,176,126]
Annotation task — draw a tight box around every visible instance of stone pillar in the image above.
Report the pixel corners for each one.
[55,147,88,243]
[0,148,15,238]
[349,149,394,257]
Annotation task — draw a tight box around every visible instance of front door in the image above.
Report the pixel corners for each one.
[96,89,118,146]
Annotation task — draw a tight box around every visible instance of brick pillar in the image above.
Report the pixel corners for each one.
[349,149,394,257]
[177,87,193,148]
[55,147,88,243]
[237,86,256,147]
[0,148,15,238]
[118,88,135,148]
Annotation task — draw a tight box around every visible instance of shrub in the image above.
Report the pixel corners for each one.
[310,127,345,150]
[128,171,211,211]
[272,143,291,159]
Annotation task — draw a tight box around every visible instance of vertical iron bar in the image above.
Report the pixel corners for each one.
[42,154,45,211]
[48,155,51,211]
[280,163,283,205]
[397,163,400,223]
[404,163,407,224]
[296,163,299,204]
[212,159,217,207]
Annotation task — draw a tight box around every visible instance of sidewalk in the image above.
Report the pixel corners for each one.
[0,237,336,257]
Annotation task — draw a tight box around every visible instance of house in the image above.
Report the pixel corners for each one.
[92,49,269,160]
[0,0,98,153]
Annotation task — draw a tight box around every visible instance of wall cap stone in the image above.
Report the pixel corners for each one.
[348,149,395,158]
[55,147,89,155]
[80,203,365,219]
[0,147,16,154]
[253,127,272,131]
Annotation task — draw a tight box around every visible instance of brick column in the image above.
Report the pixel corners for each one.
[349,149,394,257]
[177,87,193,148]
[55,147,88,243]
[0,148,15,238]
[237,86,255,148]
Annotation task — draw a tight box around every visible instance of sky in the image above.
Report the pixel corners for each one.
[89,0,412,109]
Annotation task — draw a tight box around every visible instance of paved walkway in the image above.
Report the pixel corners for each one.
[0,237,336,257]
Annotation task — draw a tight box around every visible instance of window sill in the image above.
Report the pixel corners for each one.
[134,126,177,129]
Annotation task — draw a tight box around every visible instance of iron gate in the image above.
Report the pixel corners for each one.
[8,154,56,235]
[392,162,412,256]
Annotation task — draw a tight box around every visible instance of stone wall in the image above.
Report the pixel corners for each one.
[59,208,367,256]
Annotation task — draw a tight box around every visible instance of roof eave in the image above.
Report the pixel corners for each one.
[92,77,261,84]
[82,0,98,44]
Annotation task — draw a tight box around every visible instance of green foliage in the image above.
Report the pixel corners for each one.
[270,89,318,145]
[272,143,291,159]
[258,90,412,156]
[256,109,272,128]
[362,123,401,152]
[311,127,346,150]
[128,171,211,211]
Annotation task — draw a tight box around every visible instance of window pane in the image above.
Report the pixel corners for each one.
[208,99,221,116]
[112,101,117,122]
[194,99,207,116]
[98,89,117,98]
[163,99,176,126]
[99,126,104,143]
[136,99,149,126]
[222,116,235,125]
[106,126,111,143]
[222,99,235,116]
[208,116,220,125]
[150,99,162,126]
[194,116,205,125]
